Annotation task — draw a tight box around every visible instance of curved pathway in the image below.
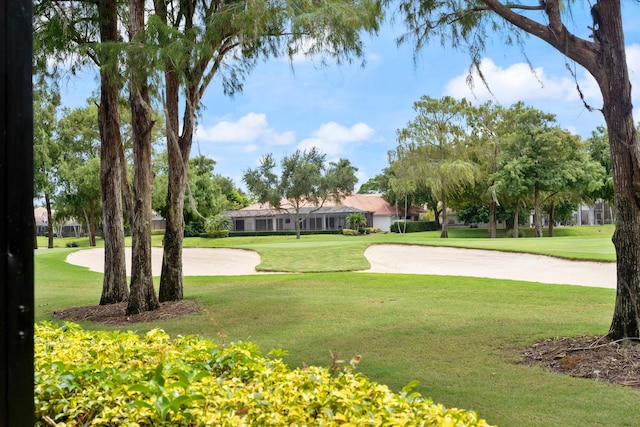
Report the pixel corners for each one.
[66,245,616,288]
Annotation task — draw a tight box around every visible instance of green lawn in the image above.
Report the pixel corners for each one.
[35,225,637,427]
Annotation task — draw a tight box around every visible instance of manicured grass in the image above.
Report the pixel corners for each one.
[35,231,639,427]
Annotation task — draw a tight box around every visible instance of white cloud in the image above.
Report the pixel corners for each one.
[195,112,295,147]
[297,122,376,156]
[242,144,259,153]
[444,57,601,106]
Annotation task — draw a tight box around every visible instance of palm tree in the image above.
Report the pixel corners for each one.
[346,213,367,231]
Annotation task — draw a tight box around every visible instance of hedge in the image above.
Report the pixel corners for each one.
[391,221,438,233]
[230,229,342,237]
[34,322,493,426]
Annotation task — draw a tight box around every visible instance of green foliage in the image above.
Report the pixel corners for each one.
[204,214,233,234]
[34,322,492,426]
[346,212,367,230]
[243,148,359,238]
[183,221,205,238]
[342,228,359,236]
[203,230,230,239]
[392,96,477,237]
[231,229,342,237]
[391,221,438,233]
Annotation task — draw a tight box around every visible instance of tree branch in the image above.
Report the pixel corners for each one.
[480,0,600,73]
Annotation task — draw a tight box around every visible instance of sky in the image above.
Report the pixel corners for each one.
[60,4,640,193]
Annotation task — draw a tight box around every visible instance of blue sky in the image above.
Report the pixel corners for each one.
[61,5,640,192]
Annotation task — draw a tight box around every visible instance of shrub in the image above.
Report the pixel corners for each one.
[342,229,359,236]
[65,241,79,248]
[346,213,367,231]
[230,229,342,237]
[200,230,229,239]
[151,229,165,236]
[184,221,205,237]
[34,322,493,426]
[205,214,233,234]
[391,221,438,233]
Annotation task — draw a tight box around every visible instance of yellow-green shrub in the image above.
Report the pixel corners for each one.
[342,229,359,236]
[35,322,494,426]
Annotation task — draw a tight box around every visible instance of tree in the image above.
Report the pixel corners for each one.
[462,101,509,238]
[33,77,61,249]
[346,213,367,231]
[56,105,104,246]
[243,148,358,239]
[34,0,131,305]
[152,154,248,237]
[204,214,233,236]
[150,0,382,302]
[126,0,160,315]
[396,0,640,338]
[393,96,476,238]
[586,126,615,216]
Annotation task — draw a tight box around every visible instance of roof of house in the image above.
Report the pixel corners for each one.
[224,204,367,218]
[225,194,423,217]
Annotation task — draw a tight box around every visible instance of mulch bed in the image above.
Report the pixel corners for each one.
[521,336,640,390]
[52,299,201,325]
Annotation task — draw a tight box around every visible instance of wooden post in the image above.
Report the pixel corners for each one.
[0,0,35,425]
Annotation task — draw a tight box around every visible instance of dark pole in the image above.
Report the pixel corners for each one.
[0,0,35,426]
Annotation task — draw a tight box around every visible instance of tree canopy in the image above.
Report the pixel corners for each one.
[243,148,358,239]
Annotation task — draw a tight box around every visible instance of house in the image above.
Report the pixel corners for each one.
[34,207,84,237]
[223,194,422,233]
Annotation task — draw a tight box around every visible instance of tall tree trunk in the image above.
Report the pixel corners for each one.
[159,59,187,302]
[127,0,159,315]
[561,2,640,339]
[88,199,96,246]
[488,198,497,238]
[440,184,448,238]
[534,184,543,237]
[97,0,128,305]
[512,200,520,239]
[295,214,302,239]
[548,200,555,237]
[45,193,53,248]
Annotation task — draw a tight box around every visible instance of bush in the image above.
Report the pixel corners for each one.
[65,241,79,248]
[204,230,230,238]
[184,221,205,237]
[342,229,359,236]
[365,227,382,234]
[391,221,438,233]
[151,229,165,236]
[230,229,342,237]
[34,322,493,426]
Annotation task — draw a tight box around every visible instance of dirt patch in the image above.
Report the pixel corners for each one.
[52,300,201,326]
[522,336,640,390]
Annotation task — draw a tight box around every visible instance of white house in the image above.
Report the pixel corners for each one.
[223,194,423,233]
